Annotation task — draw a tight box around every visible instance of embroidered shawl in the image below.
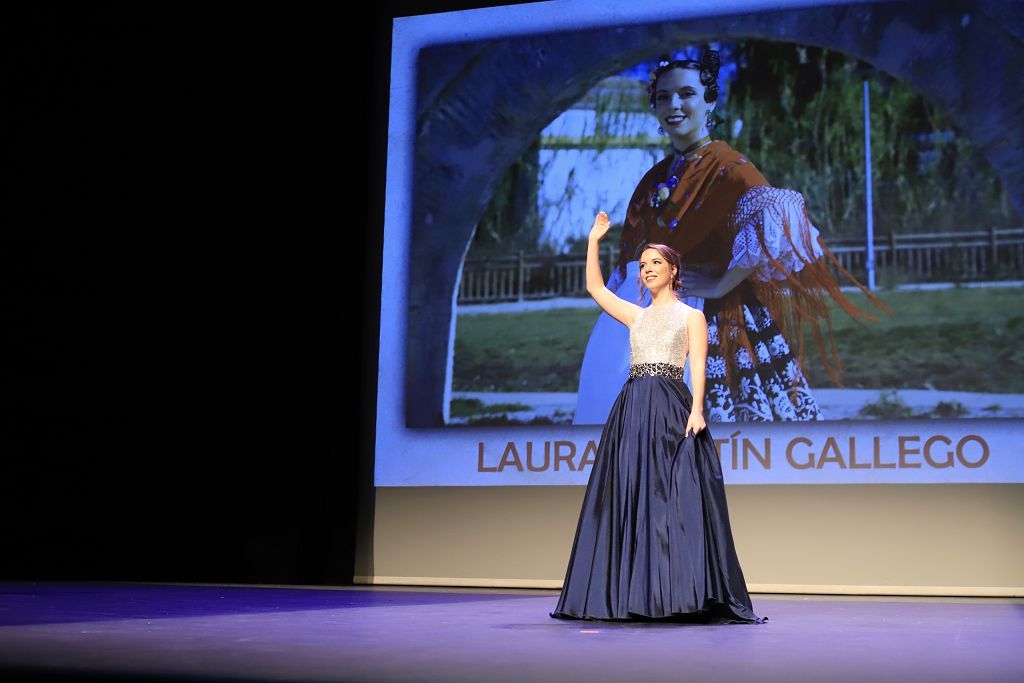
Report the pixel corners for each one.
[621,140,890,388]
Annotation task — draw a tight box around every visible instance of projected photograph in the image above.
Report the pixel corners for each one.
[404,10,1024,429]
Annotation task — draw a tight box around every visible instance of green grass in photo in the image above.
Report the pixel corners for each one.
[454,308,600,391]
[803,286,1024,392]
[452,286,1024,393]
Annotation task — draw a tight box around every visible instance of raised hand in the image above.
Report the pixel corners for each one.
[585,209,643,329]
[589,211,611,242]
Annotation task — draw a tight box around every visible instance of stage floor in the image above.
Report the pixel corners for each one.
[0,582,1021,682]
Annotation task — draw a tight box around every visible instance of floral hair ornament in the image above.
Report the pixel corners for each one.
[645,58,673,106]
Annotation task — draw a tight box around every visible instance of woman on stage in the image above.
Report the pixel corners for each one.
[550,212,763,623]
[573,51,888,424]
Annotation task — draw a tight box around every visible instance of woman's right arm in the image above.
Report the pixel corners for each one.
[587,211,641,328]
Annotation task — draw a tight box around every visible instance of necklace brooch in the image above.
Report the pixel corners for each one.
[649,136,712,219]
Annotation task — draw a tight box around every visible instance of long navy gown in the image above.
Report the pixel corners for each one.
[551,299,765,624]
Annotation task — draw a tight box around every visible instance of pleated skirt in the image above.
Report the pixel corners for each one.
[550,374,765,624]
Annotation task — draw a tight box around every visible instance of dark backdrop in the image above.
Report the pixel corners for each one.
[0,2,542,585]
[1,7,365,585]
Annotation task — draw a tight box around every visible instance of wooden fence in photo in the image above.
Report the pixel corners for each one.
[457,227,1024,304]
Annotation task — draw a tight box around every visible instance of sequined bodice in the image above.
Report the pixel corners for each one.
[629,300,690,368]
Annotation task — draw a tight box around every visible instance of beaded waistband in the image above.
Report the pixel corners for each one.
[628,362,684,380]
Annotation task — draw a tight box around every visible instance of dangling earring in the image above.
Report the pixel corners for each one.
[657,125,666,136]
[705,110,716,131]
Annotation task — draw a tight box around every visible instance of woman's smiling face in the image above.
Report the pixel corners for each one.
[653,67,714,146]
[639,247,676,292]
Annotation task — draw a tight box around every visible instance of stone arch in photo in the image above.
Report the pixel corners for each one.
[406,1,1024,427]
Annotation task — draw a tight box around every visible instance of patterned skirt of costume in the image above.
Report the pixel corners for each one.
[703,282,822,422]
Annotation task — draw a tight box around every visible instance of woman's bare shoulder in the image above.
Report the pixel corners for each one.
[676,299,701,313]
[680,303,707,323]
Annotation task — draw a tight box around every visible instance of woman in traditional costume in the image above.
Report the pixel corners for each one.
[573,51,888,424]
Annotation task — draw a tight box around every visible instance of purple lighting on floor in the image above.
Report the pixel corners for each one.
[0,583,1021,683]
